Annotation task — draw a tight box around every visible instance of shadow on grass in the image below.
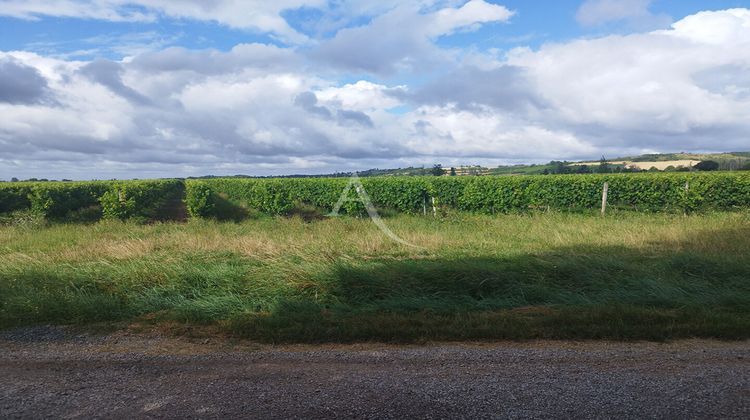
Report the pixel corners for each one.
[1,225,749,342]
[211,194,254,222]
[227,226,750,342]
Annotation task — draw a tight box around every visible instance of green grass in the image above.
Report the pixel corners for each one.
[1,211,749,342]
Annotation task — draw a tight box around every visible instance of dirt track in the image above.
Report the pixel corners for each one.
[1,327,748,419]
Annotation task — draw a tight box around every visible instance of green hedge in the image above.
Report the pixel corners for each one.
[0,180,183,221]
[185,172,750,218]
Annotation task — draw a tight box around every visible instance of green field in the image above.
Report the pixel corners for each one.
[1,211,749,342]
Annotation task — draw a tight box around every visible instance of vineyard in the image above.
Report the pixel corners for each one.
[186,172,750,217]
[3,172,750,222]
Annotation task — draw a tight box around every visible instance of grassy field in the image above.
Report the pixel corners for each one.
[1,211,749,342]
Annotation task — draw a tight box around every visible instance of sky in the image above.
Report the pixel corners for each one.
[0,0,749,179]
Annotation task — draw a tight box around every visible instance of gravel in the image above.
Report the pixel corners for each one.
[1,327,748,419]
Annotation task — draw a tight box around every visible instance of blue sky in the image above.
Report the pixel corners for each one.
[0,0,749,179]
[3,1,747,59]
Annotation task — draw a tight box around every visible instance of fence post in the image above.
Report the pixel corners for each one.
[423,195,427,216]
[601,182,609,216]
[431,196,437,217]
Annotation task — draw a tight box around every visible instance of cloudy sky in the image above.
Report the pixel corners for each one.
[1,0,749,179]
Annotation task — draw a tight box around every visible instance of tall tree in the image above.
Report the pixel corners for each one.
[597,156,611,173]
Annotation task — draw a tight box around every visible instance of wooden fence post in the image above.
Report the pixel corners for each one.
[601,182,609,216]
[431,196,437,217]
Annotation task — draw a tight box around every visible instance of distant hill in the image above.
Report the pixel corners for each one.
[181,151,750,179]
[621,152,750,162]
[466,152,750,176]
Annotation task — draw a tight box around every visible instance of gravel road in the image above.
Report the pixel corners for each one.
[1,326,748,419]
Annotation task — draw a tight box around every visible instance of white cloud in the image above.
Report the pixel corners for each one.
[312,0,513,74]
[428,0,514,37]
[664,8,750,44]
[403,105,593,159]
[504,9,750,151]
[316,81,404,111]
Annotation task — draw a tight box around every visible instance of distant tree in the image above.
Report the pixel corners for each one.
[450,167,457,176]
[694,160,720,171]
[597,156,611,174]
[664,165,676,172]
[549,161,569,175]
[576,165,592,174]
[430,164,444,176]
[741,162,750,171]
[675,166,690,172]
[10,177,19,182]
[542,169,550,175]
[648,166,660,172]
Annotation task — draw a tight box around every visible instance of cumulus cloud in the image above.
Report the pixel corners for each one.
[312,0,513,74]
[337,109,374,128]
[80,59,151,105]
[316,81,404,111]
[693,64,750,100]
[402,65,546,113]
[294,91,332,119]
[0,57,53,104]
[505,9,750,151]
[130,43,301,75]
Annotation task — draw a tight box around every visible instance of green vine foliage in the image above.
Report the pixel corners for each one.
[0,180,182,221]
[3,173,749,222]
[99,180,183,220]
[185,172,750,218]
[185,183,215,218]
